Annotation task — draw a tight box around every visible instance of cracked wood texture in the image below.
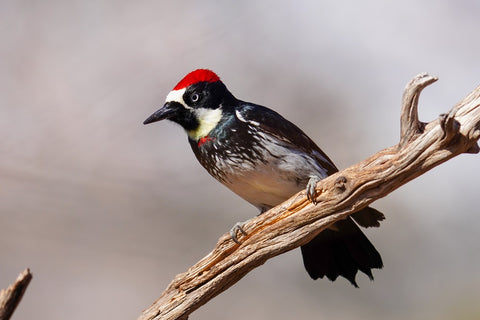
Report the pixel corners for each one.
[138,74,480,320]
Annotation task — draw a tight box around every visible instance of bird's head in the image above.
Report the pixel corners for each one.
[144,69,233,141]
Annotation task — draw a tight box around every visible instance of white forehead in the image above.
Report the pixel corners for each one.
[165,88,186,105]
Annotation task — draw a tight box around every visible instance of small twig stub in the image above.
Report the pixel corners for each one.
[0,268,32,320]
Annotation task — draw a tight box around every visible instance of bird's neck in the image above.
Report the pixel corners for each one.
[186,107,223,141]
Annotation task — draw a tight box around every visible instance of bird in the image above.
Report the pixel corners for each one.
[144,69,384,287]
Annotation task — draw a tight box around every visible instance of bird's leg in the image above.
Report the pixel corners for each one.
[306,175,321,205]
[230,206,270,244]
[230,220,248,244]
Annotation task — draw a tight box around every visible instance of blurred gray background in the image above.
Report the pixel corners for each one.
[1,0,479,319]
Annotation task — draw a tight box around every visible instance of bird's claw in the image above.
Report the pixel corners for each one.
[230,221,248,244]
[306,176,321,205]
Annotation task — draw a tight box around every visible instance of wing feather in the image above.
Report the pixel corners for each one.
[236,103,338,175]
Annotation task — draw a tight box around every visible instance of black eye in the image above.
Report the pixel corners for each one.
[191,93,200,103]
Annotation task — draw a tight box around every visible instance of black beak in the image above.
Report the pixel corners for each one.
[143,102,179,125]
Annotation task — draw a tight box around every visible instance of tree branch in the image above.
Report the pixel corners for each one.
[399,73,438,146]
[0,269,32,320]
[138,74,480,320]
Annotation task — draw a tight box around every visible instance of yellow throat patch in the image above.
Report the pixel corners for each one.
[187,108,223,141]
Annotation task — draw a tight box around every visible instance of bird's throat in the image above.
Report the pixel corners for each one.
[187,108,223,141]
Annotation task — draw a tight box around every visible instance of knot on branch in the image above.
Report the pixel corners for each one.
[399,73,438,147]
[439,107,480,154]
[334,176,347,192]
[439,111,460,144]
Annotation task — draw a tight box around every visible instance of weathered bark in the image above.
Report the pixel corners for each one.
[138,74,480,320]
[0,269,32,320]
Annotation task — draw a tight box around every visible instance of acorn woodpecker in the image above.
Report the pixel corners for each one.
[144,69,384,287]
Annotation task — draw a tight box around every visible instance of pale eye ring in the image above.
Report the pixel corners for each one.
[191,93,200,102]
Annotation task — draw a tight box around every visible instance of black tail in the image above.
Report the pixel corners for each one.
[300,207,384,287]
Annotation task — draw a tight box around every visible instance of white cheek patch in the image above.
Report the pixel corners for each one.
[187,108,223,140]
[165,88,191,109]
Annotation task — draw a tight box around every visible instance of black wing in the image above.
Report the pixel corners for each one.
[236,102,338,175]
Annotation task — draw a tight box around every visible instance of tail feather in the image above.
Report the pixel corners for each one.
[351,206,385,228]
[300,208,383,287]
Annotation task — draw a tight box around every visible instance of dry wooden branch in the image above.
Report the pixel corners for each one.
[138,74,480,320]
[0,269,32,320]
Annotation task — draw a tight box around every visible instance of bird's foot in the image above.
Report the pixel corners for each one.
[306,175,321,205]
[230,220,248,244]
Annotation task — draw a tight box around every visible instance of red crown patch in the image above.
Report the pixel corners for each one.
[173,69,220,90]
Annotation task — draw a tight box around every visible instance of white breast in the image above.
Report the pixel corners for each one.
[219,132,329,211]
